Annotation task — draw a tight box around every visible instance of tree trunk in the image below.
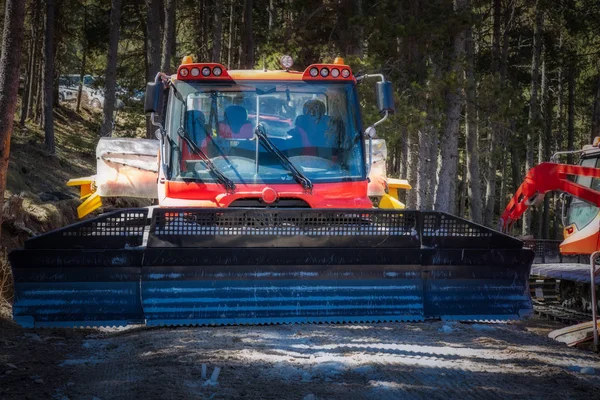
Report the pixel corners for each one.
[0,0,26,241]
[522,0,543,236]
[554,34,564,239]
[536,57,545,238]
[100,0,123,138]
[241,0,253,68]
[268,0,274,31]
[542,62,553,239]
[146,0,162,138]
[399,134,408,181]
[491,0,501,73]
[202,0,210,61]
[227,0,234,69]
[43,0,56,154]
[567,63,576,165]
[20,19,34,125]
[26,0,41,121]
[458,157,467,217]
[76,4,87,113]
[592,74,600,142]
[161,0,175,72]
[434,0,466,214]
[76,44,87,112]
[34,56,43,123]
[465,14,482,223]
[484,128,498,227]
[211,0,222,62]
[405,130,418,209]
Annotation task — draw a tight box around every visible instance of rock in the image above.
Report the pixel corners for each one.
[5,363,17,370]
[34,379,44,384]
[39,191,73,202]
[24,333,42,343]
[42,336,66,342]
[438,324,454,333]
[301,372,312,382]
[4,370,13,375]
[29,375,41,380]
[303,395,316,400]
[580,367,595,375]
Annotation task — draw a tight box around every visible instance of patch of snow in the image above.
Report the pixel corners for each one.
[313,361,347,376]
[471,324,496,332]
[580,367,595,375]
[354,365,376,376]
[59,358,103,367]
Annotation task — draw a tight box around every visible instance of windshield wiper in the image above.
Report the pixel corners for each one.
[254,124,313,192]
[170,86,235,192]
[177,127,236,192]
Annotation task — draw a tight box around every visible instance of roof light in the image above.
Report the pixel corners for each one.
[177,63,232,81]
[302,64,354,81]
[182,55,193,65]
[280,55,294,70]
[594,136,600,147]
[333,57,345,65]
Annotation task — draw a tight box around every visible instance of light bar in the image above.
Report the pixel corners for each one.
[177,63,232,81]
[302,63,353,81]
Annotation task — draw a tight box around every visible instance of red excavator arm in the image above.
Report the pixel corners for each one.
[500,162,600,232]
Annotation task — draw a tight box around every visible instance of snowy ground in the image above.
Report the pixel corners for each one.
[2,316,600,399]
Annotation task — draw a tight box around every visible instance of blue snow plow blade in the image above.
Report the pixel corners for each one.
[9,208,533,328]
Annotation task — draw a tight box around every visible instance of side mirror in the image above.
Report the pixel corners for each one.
[375,81,395,115]
[144,81,164,115]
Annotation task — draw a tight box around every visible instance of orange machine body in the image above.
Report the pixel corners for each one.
[160,59,371,210]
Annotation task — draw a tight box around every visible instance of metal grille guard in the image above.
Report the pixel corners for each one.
[10,208,533,327]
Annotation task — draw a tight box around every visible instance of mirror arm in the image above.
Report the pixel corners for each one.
[373,110,389,128]
[361,73,386,83]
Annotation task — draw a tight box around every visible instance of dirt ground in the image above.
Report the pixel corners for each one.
[2,308,600,400]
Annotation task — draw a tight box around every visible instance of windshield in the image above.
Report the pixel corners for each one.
[566,157,600,230]
[165,80,365,185]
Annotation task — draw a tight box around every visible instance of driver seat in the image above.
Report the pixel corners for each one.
[219,105,253,139]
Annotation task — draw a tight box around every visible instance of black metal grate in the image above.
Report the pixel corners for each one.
[421,212,523,249]
[149,208,420,248]
[422,213,493,238]
[25,209,149,250]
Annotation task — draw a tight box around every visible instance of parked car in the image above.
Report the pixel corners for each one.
[58,74,124,110]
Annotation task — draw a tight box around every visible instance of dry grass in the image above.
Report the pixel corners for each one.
[0,250,13,308]
[0,103,148,309]
[0,105,102,307]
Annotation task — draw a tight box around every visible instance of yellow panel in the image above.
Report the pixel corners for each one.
[387,178,412,190]
[386,178,411,200]
[378,193,405,210]
[67,176,96,200]
[77,192,102,219]
[67,176,95,187]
